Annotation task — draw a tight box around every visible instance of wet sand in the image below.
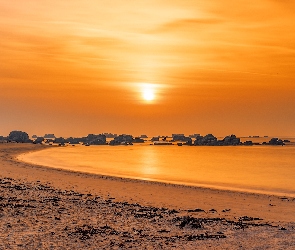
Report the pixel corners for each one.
[1,143,295,249]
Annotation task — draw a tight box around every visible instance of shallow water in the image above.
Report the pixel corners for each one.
[19,143,295,197]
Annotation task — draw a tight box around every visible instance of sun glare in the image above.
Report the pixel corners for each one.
[136,82,165,104]
[141,84,155,102]
[143,89,155,101]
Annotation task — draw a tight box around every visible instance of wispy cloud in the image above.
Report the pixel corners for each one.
[1,0,295,135]
[149,18,224,34]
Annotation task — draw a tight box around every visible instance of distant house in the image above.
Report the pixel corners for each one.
[0,135,7,143]
[172,134,184,137]
[102,133,117,138]
[133,137,145,143]
[151,137,160,142]
[44,134,56,139]
[189,134,200,138]
[109,134,134,145]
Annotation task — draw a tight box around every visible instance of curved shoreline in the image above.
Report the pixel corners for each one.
[1,143,295,223]
[17,144,295,199]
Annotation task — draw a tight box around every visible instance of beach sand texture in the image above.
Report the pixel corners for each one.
[1,144,295,249]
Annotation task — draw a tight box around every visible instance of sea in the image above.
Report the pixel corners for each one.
[18,137,295,197]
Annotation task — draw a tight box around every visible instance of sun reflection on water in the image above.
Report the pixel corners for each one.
[139,146,159,177]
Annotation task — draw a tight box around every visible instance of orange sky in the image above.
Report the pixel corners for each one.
[1,1,295,137]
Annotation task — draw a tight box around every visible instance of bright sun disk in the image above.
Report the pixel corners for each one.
[143,88,155,101]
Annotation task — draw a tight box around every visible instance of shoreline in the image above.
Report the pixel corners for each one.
[1,143,295,248]
[17,144,295,199]
[1,143,295,222]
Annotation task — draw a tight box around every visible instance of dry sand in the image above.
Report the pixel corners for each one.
[1,143,295,249]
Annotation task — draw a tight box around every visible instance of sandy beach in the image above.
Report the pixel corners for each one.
[1,144,295,249]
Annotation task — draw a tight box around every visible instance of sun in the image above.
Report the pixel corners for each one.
[143,88,155,101]
[141,84,155,102]
[137,82,163,104]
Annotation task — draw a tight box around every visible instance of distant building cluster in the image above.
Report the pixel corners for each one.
[0,130,291,147]
[102,133,117,138]
[0,131,30,143]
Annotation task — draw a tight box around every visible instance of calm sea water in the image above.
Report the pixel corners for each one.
[19,142,295,197]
